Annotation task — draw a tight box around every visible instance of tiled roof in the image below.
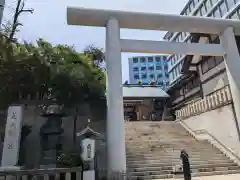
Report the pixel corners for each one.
[123,85,169,99]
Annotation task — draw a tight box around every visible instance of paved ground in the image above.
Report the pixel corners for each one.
[160,173,240,180]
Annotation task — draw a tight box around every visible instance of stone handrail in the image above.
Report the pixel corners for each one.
[176,85,232,119]
[178,120,240,165]
[0,167,82,180]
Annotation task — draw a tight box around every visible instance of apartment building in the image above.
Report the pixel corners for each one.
[128,55,169,89]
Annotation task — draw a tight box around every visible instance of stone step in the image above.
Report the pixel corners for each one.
[125,134,191,137]
[126,144,215,148]
[126,169,240,180]
[175,169,240,178]
[126,148,221,153]
[130,165,240,176]
[127,155,230,161]
[125,140,207,144]
[126,151,224,157]
[127,161,237,169]
[127,153,226,159]
[127,159,234,167]
[128,162,239,172]
[126,144,217,150]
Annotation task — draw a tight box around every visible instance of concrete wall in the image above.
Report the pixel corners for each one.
[183,104,240,157]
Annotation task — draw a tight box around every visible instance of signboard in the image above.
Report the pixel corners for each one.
[1,106,23,166]
[81,138,95,161]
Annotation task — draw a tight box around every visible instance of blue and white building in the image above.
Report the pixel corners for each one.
[128,55,169,88]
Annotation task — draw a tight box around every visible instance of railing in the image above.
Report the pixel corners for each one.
[176,85,232,119]
[0,167,82,180]
[96,169,132,180]
[179,120,240,164]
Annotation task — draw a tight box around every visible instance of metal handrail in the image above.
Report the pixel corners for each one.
[179,120,240,162]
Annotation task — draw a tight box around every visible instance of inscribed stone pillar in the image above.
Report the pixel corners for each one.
[1,105,23,168]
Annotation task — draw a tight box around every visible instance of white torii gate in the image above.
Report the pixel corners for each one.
[67,7,240,172]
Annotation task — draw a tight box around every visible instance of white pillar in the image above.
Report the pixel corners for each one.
[220,27,240,130]
[105,18,126,172]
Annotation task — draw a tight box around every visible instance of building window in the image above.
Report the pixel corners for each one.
[140,57,146,63]
[142,74,147,79]
[196,9,202,16]
[148,66,154,71]
[215,56,224,64]
[141,66,146,71]
[165,73,169,78]
[219,1,228,17]
[174,68,178,78]
[133,58,138,63]
[227,0,236,10]
[171,58,174,66]
[133,67,138,72]
[211,0,218,5]
[205,0,213,11]
[212,36,220,44]
[189,1,195,12]
[213,7,221,18]
[149,74,154,79]
[164,65,168,71]
[134,74,139,80]
[155,57,161,62]
[201,56,224,74]
[158,81,163,86]
[157,74,163,78]
[148,57,153,62]
[230,11,239,19]
[200,4,207,16]
[156,66,162,70]
[208,57,216,69]
[201,60,209,74]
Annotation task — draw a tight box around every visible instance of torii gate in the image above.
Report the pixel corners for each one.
[67,7,240,172]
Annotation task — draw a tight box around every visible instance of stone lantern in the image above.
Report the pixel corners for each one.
[40,103,65,168]
[76,119,100,180]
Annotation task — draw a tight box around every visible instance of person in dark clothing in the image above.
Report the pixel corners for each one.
[180,149,191,180]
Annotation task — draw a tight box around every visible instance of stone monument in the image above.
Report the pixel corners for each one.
[1,105,24,170]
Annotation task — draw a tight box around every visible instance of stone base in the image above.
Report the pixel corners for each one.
[0,166,21,171]
[83,170,95,180]
[0,166,22,180]
[40,164,56,169]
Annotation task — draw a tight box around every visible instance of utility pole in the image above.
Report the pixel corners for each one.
[0,0,5,25]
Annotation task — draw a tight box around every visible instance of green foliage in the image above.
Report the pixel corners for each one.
[138,80,142,85]
[57,149,83,167]
[0,37,106,109]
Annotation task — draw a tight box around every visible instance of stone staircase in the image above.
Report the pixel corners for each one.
[125,121,240,179]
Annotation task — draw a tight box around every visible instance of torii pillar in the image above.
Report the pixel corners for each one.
[105,17,126,172]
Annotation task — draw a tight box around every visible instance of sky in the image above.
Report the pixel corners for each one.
[3,0,189,82]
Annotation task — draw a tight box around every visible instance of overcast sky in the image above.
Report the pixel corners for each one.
[3,0,189,82]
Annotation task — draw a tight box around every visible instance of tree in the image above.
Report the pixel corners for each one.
[84,44,105,68]
[0,39,106,109]
[7,0,34,41]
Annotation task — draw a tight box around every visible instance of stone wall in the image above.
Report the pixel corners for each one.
[0,104,107,169]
